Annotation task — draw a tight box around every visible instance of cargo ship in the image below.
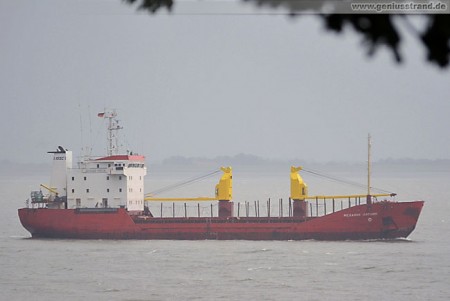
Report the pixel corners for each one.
[18,111,424,240]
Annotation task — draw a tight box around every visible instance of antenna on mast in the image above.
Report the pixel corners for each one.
[98,109,123,156]
[367,133,372,204]
[78,104,93,160]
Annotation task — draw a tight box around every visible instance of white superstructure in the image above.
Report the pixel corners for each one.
[66,155,146,211]
[40,110,147,212]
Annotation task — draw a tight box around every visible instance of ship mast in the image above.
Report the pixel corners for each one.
[367,133,372,204]
[99,110,123,156]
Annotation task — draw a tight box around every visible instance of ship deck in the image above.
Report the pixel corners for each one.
[132,216,313,224]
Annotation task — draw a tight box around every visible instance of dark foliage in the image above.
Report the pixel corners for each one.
[124,0,173,13]
[324,14,450,67]
[421,15,450,67]
[324,15,402,63]
[124,0,450,68]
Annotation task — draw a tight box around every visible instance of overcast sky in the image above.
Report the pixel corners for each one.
[1,1,449,164]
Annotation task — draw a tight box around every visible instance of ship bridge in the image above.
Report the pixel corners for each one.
[67,154,147,211]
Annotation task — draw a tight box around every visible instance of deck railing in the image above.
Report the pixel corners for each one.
[144,195,394,219]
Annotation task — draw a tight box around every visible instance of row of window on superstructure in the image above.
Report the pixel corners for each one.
[70,187,142,193]
[91,163,128,168]
[128,163,144,168]
[72,175,129,181]
[91,163,143,169]
[128,200,144,205]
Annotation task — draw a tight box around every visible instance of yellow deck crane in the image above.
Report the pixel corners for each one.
[144,167,233,218]
[289,165,396,218]
[290,166,395,201]
[40,184,59,196]
[30,184,59,205]
[144,166,233,202]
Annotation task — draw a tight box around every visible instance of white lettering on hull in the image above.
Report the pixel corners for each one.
[343,212,378,217]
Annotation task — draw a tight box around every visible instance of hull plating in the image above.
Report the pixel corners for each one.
[18,201,424,240]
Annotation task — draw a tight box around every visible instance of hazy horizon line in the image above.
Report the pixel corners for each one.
[2,153,450,175]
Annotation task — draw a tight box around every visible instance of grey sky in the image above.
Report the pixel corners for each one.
[1,1,449,164]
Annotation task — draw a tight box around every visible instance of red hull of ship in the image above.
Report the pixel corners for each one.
[18,201,423,240]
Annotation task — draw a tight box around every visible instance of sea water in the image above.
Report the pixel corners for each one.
[1,170,449,301]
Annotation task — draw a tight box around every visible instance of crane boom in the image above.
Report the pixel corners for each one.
[40,184,58,195]
[144,167,232,202]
